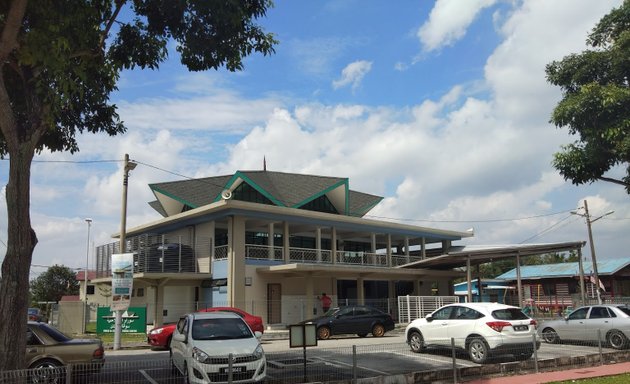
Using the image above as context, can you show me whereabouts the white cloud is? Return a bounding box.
[332,60,373,91]
[418,0,497,52]
[117,92,279,133]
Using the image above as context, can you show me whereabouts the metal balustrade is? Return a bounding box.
[96,233,431,277]
[246,245,284,261]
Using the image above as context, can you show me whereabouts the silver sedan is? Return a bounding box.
[538,304,630,349]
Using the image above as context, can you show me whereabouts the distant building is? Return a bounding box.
[495,259,630,311]
[453,279,514,304]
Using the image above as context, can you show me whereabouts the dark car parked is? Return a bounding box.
[301,305,395,340]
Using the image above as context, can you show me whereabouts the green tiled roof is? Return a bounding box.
[148,170,383,218]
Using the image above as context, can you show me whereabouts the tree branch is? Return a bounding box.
[100,0,127,51]
[0,0,28,62]
[597,176,630,188]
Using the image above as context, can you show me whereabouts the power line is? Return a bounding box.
[365,210,574,224]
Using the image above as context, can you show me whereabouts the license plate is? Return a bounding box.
[513,325,528,331]
[220,366,246,373]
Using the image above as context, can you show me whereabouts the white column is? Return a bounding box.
[316,227,322,262]
[268,223,274,260]
[283,221,290,263]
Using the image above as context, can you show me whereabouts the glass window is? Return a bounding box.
[589,307,611,319]
[86,285,95,295]
[492,308,528,321]
[336,308,354,318]
[26,329,41,345]
[617,306,630,316]
[432,306,454,320]
[454,307,482,320]
[568,307,588,320]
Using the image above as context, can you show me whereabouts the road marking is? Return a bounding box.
[308,356,390,375]
[139,369,159,384]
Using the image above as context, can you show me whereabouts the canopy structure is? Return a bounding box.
[402,241,587,304]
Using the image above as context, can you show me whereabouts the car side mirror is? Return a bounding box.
[173,333,187,343]
[425,315,433,322]
[254,331,262,340]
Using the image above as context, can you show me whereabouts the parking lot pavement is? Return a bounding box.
[467,361,630,384]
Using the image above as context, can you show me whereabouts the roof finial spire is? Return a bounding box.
[263,156,267,171]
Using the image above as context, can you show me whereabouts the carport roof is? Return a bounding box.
[401,242,586,270]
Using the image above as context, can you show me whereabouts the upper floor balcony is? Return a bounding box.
[95,233,426,278]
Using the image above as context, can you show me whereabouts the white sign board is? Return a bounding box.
[111,253,134,311]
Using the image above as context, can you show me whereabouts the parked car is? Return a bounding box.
[170,312,266,384]
[405,302,540,364]
[26,321,105,383]
[539,304,630,349]
[300,305,395,340]
[147,307,264,349]
[28,307,48,323]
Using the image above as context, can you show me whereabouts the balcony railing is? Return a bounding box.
[96,234,425,277]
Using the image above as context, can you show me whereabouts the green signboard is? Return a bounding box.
[96,306,147,334]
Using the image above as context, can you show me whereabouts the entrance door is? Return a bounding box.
[267,284,281,324]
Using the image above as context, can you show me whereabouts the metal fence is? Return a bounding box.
[4,335,630,384]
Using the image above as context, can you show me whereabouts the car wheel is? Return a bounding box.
[607,330,628,350]
[467,337,489,364]
[317,326,331,340]
[408,331,425,353]
[372,324,385,337]
[29,359,65,384]
[357,333,368,337]
[542,328,560,344]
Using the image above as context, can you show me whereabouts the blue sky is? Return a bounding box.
[1,0,629,279]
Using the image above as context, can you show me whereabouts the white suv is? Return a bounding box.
[170,311,266,383]
[405,302,540,364]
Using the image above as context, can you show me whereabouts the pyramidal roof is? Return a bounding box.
[148,170,383,218]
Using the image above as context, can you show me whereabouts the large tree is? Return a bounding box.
[30,265,79,304]
[546,0,630,192]
[0,0,275,370]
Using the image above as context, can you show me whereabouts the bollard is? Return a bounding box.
[451,338,457,384]
[532,334,539,373]
[597,329,603,365]
[352,345,357,384]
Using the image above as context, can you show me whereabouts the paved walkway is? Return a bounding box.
[466,361,630,383]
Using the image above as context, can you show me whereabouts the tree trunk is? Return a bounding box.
[0,149,37,371]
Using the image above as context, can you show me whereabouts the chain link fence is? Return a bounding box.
[3,335,630,384]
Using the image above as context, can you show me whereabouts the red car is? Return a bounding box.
[147,307,264,349]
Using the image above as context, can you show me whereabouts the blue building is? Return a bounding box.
[453,279,514,304]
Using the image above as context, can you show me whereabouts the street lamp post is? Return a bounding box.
[85,218,92,295]
[84,218,92,332]
[113,154,137,351]
[572,199,614,305]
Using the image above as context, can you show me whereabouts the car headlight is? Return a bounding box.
[192,347,211,363]
[253,344,264,360]
[150,328,163,335]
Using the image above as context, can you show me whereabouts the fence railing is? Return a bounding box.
[3,336,628,384]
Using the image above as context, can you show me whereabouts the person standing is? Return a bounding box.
[319,292,332,313]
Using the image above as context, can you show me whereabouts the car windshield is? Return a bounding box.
[191,318,253,340]
[491,308,528,321]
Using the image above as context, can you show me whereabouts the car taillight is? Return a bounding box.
[530,319,537,329]
[93,346,104,359]
[486,321,512,332]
